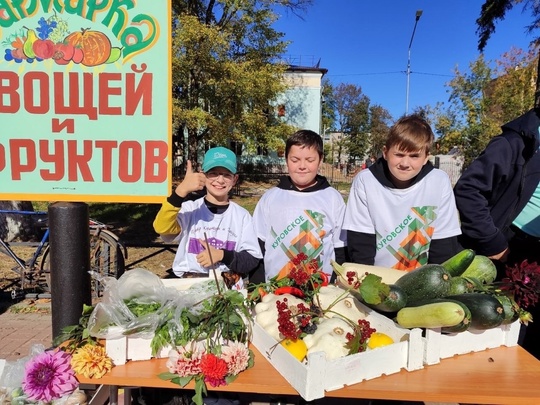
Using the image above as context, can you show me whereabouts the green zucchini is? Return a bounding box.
[440,299,472,333]
[461,255,497,285]
[447,276,475,296]
[492,294,519,324]
[449,293,505,330]
[396,301,466,329]
[394,264,452,305]
[365,284,408,313]
[441,249,475,277]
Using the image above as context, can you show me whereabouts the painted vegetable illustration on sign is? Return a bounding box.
[2,14,121,67]
[64,29,111,66]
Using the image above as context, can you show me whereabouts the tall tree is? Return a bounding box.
[333,83,369,165]
[368,105,392,158]
[432,50,536,164]
[321,78,336,133]
[171,0,313,166]
[446,55,497,163]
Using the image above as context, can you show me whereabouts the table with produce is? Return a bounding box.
[3,250,540,405]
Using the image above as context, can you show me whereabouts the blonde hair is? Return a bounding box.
[386,114,434,155]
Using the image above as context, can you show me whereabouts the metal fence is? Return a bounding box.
[233,162,354,197]
[173,156,463,198]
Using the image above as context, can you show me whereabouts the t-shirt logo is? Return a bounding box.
[377,206,436,270]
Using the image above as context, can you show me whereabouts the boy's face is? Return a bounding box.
[286,145,321,190]
[383,145,428,188]
[204,167,238,203]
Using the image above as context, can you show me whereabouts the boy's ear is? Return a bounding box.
[382,146,388,160]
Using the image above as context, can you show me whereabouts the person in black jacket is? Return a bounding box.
[454,108,540,359]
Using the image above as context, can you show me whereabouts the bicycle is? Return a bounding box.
[0,209,127,299]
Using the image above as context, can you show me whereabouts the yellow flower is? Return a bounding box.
[70,344,113,379]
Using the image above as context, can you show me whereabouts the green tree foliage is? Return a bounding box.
[321,78,336,133]
[431,50,536,165]
[329,83,392,165]
[171,0,313,165]
[476,0,540,52]
[333,83,370,165]
[368,105,392,159]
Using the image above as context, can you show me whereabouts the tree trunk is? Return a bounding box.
[0,201,38,242]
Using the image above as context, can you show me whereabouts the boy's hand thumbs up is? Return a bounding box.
[186,159,194,173]
[175,159,206,197]
[196,238,224,267]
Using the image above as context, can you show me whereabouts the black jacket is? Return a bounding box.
[454,109,540,256]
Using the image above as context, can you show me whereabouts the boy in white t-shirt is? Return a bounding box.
[343,114,461,270]
[153,146,262,287]
[251,130,347,282]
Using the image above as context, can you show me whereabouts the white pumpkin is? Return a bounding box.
[254,293,305,341]
[303,317,354,360]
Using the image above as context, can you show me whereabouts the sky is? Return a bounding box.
[272,0,537,121]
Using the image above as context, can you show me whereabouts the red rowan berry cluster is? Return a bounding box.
[289,266,311,285]
[345,318,376,354]
[276,298,317,340]
[345,271,361,289]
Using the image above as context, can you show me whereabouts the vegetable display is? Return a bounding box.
[334,250,535,333]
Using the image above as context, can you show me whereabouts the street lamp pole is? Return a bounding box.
[405,9,423,115]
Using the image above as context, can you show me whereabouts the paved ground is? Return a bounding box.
[0,298,53,361]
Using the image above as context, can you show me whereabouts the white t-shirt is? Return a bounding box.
[343,168,461,269]
[253,186,347,280]
[167,198,262,277]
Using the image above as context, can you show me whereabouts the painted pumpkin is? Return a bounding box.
[64,29,112,67]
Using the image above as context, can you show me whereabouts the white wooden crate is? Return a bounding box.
[251,301,424,402]
[423,320,521,365]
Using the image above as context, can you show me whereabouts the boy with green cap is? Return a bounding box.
[153,146,261,287]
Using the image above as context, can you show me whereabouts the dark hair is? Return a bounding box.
[285,129,323,159]
[386,114,434,154]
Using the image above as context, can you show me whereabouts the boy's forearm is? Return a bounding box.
[347,230,376,264]
[222,250,261,274]
[153,198,182,236]
[428,236,461,264]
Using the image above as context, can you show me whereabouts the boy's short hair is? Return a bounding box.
[386,114,434,155]
[285,129,323,159]
[202,146,237,174]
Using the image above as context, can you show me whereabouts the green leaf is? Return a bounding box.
[225,374,238,384]
[192,377,207,405]
[158,372,178,380]
[177,376,193,387]
[359,273,390,305]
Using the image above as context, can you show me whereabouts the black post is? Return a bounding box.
[49,202,92,340]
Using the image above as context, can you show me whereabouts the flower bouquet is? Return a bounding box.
[157,280,254,405]
[0,344,88,405]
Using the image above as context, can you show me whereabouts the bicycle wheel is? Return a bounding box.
[40,229,126,298]
[39,246,52,293]
[89,228,126,297]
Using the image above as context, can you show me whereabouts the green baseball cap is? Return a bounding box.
[202,147,237,174]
